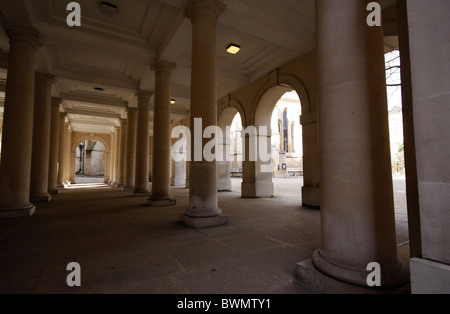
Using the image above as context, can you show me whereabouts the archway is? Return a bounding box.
[217,106,244,192]
[70,134,111,184]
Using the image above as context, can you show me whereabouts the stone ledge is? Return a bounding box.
[180,214,229,229]
[411,257,450,294]
[30,195,51,203]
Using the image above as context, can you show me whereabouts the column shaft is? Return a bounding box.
[113,126,120,185]
[30,73,54,203]
[48,98,61,194]
[56,113,66,188]
[308,0,408,288]
[134,91,152,195]
[0,27,40,218]
[117,119,127,188]
[124,109,137,190]
[148,61,176,205]
[181,0,228,228]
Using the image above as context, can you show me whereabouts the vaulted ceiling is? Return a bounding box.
[0,0,397,134]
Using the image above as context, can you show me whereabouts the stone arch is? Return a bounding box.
[71,133,111,154]
[70,133,112,184]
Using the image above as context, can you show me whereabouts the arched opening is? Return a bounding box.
[75,140,106,184]
[217,106,244,192]
[242,86,305,201]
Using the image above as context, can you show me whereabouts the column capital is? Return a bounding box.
[51,97,63,106]
[5,26,42,49]
[151,60,177,75]
[35,73,55,87]
[184,0,225,21]
[136,90,154,100]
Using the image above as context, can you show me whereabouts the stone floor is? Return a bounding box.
[0,177,410,294]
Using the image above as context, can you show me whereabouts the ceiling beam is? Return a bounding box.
[61,92,128,108]
[65,109,121,119]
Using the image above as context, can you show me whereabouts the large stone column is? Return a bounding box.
[406,0,450,294]
[57,113,67,189]
[180,0,228,228]
[30,73,54,203]
[296,0,409,290]
[0,27,40,218]
[109,131,115,185]
[112,126,120,185]
[123,108,137,191]
[48,98,62,194]
[117,118,127,188]
[134,91,153,196]
[148,61,176,206]
[63,122,71,184]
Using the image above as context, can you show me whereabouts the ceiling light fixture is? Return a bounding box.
[94,87,104,91]
[100,2,118,17]
[226,44,241,55]
[170,99,176,105]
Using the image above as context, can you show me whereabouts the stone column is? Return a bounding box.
[109,132,115,185]
[57,113,67,189]
[180,0,228,228]
[30,73,54,203]
[70,149,76,184]
[123,108,137,191]
[112,126,120,185]
[63,122,71,184]
[300,111,320,207]
[406,0,450,294]
[0,27,40,218]
[297,0,409,290]
[217,132,231,192]
[133,91,153,196]
[48,98,62,194]
[148,136,153,182]
[148,61,176,206]
[117,118,127,188]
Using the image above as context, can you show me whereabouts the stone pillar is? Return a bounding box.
[406,0,450,294]
[300,111,320,207]
[217,132,231,192]
[70,149,76,184]
[134,91,153,196]
[123,108,137,191]
[48,98,62,194]
[112,126,120,185]
[296,0,409,290]
[147,61,176,205]
[180,0,228,228]
[0,27,40,218]
[30,73,54,203]
[109,132,115,185]
[148,136,153,182]
[56,113,67,188]
[241,130,274,198]
[117,118,127,188]
[63,122,71,184]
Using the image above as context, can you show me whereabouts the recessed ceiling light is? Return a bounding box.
[226,44,241,55]
[170,99,176,105]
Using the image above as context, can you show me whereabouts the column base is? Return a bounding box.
[410,258,450,294]
[0,203,36,219]
[311,249,410,289]
[180,214,229,229]
[48,189,60,196]
[123,186,135,192]
[133,189,151,197]
[241,182,274,198]
[295,259,410,294]
[30,194,51,203]
[116,183,125,189]
[147,195,176,207]
[302,186,320,208]
[218,179,232,192]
